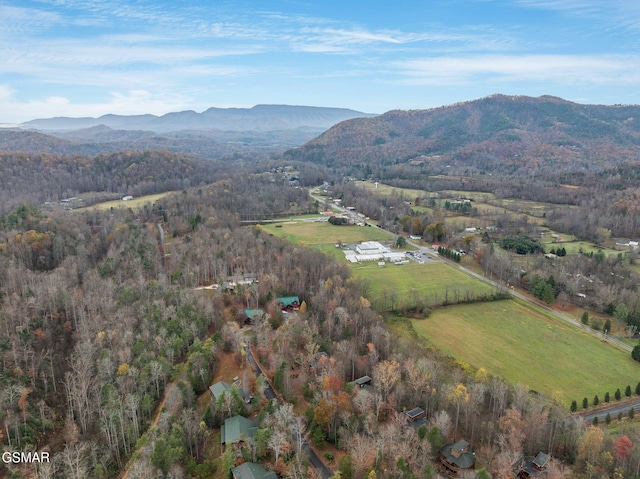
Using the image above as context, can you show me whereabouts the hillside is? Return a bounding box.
[283,95,640,176]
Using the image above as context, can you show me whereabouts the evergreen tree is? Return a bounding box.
[626,385,632,397]
[630,408,635,419]
[570,400,577,412]
[615,388,621,401]
[583,397,589,409]
[604,392,610,403]
[605,413,611,425]
[581,311,589,325]
[593,395,600,406]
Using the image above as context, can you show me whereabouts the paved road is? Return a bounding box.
[580,399,640,422]
[246,346,332,478]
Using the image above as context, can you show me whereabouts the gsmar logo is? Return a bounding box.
[2,451,50,463]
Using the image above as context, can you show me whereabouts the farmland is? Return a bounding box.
[260,219,391,246]
[80,192,176,211]
[409,298,640,404]
[351,261,498,310]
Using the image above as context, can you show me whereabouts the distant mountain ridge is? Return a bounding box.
[283,94,640,175]
[19,104,375,133]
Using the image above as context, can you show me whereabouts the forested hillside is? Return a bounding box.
[0,150,229,211]
[283,95,640,176]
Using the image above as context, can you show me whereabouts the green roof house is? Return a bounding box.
[221,416,258,445]
[440,439,476,475]
[209,381,231,400]
[276,296,300,310]
[245,309,264,321]
[231,462,278,479]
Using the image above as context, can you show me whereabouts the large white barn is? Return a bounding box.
[345,241,406,263]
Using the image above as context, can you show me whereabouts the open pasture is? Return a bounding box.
[81,192,175,211]
[410,299,640,405]
[352,261,497,309]
[260,219,391,246]
[358,181,429,200]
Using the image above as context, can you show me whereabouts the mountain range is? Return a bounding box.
[283,94,640,176]
[17,104,374,133]
[0,105,374,158]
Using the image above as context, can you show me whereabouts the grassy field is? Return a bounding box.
[352,261,498,309]
[409,299,640,405]
[81,192,175,211]
[260,220,391,245]
[358,181,429,200]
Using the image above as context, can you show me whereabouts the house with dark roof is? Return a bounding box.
[221,415,258,446]
[404,407,428,429]
[231,462,278,479]
[440,439,476,476]
[354,375,372,388]
[517,452,550,479]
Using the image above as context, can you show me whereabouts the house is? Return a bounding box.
[440,439,476,476]
[517,452,550,479]
[210,381,252,404]
[209,381,232,400]
[307,352,329,372]
[221,415,258,445]
[277,296,300,311]
[404,407,428,429]
[354,375,372,388]
[231,462,278,479]
[245,309,264,323]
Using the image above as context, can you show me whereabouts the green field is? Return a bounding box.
[260,220,391,246]
[409,299,640,404]
[352,262,498,309]
[81,192,175,211]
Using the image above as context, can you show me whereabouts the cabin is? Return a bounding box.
[221,416,258,446]
[517,452,550,479]
[209,381,232,401]
[277,296,300,311]
[244,309,264,324]
[404,407,428,429]
[231,462,278,479]
[440,439,476,476]
[354,375,372,388]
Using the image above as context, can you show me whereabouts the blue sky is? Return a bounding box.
[1,0,640,124]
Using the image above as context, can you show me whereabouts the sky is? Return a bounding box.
[2,0,640,124]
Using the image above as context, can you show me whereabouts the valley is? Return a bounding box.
[2,95,640,479]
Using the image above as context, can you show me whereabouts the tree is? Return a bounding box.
[570,400,577,412]
[395,236,406,248]
[604,392,610,403]
[581,311,589,325]
[631,345,640,363]
[625,385,632,397]
[593,395,600,406]
[615,388,621,401]
[583,397,589,409]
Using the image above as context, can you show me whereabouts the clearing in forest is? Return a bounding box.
[351,262,497,310]
[409,298,640,405]
[80,192,175,211]
[260,219,391,246]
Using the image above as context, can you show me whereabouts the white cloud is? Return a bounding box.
[0,89,194,123]
[397,54,640,86]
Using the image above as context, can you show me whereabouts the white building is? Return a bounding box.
[345,241,407,263]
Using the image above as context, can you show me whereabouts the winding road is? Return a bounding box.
[245,345,333,479]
